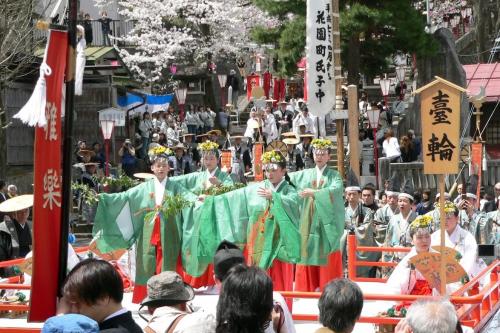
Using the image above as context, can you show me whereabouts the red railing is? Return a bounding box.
[279,234,499,332]
[0,240,498,332]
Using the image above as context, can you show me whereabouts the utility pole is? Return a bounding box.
[332,0,345,177]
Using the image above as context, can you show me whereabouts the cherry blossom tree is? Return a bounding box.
[95,0,276,83]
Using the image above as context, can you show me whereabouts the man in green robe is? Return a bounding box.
[93,146,196,303]
[288,138,345,291]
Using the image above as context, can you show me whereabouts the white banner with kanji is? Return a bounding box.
[306,0,335,116]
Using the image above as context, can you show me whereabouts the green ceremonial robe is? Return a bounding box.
[246,179,301,269]
[169,168,234,194]
[169,168,234,276]
[93,178,196,286]
[288,167,345,265]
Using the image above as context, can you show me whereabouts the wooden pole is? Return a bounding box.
[332,0,344,177]
[59,0,78,295]
[347,85,359,179]
[438,174,447,295]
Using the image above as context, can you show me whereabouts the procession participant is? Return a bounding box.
[0,194,33,262]
[182,133,200,171]
[170,143,191,177]
[288,138,344,291]
[292,104,315,136]
[456,174,493,246]
[282,136,302,172]
[170,140,234,289]
[247,150,300,292]
[374,177,400,245]
[207,129,223,146]
[387,215,439,296]
[341,172,378,278]
[93,146,196,303]
[171,140,233,198]
[196,133,209,143]
[385,181,418,250]
[486,198,500,246]
[263,107,279,144]
[430,201,484,279]
[361,184,378,211]
[425,192,451,231]
[228,135,248,184]
[296,132,315,169]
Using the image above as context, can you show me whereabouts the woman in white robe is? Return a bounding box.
[387,215,440,296]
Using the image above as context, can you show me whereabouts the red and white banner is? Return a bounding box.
[29,30,68,322]
[306,0,335,116]
[247,74,260,101]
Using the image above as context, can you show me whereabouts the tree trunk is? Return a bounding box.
[347,34,360,85]
[473,0,488,63]
[0,90,7,180]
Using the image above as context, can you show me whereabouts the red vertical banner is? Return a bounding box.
[29,30,68,322]
[247,74,260,101]
[273,78,280,105]
[263,71,272,99]
[253,143,264,181]
[279,79,286,101]
[470,143,482,208]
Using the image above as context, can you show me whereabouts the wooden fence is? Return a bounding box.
[378,157,500,192]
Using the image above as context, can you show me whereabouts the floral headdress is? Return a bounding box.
[198,140,219,156]
[433,200,457,213]
[311,138,333,151]
[148,146,172,162]
[409,215,433,235]
[262,150,286,170]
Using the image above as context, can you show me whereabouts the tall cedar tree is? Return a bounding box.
[251,0,436,83]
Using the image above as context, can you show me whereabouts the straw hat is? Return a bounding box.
[283,137,299,145]
[134,173,156,180]
[207,129,222,137]
[196,133,209,139]
[183,133,195,138]
[281,132,296,138]
[0,194,34,213]
[172,143,186,151]
[78,149,96,158]
[230,135,245,140]
[299,133,314,139]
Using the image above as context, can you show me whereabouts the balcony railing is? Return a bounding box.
[33,19,135,47]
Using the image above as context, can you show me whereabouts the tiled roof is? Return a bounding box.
[463,63,500,102]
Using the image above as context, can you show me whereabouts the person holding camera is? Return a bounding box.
[139,112,153,159]
[119,139,136,177]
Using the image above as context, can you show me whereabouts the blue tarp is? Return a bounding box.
[117,92,175,113]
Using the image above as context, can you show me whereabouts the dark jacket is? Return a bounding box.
[99,311,142,333]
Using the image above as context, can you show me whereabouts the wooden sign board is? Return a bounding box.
[417,77,465,175]
[253,143,264,181]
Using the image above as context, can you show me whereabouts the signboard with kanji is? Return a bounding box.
[416,77,466,174]
[306,0,335,117]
